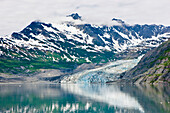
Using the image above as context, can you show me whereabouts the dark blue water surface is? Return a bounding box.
[0,84,169,113]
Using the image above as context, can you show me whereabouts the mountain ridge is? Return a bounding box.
[0,14,170,76]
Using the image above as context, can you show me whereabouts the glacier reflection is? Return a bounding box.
[61,84,144,112]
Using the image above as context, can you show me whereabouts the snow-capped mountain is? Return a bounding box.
[0,13,170,74]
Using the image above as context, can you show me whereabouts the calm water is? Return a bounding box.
[0,84,169,113]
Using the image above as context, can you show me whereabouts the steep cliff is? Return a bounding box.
[122,39,170,84]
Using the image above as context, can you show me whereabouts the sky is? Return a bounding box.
[0,0,170,36]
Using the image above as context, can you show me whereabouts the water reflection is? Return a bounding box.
[61,84,144,112]
[0,84,169,113]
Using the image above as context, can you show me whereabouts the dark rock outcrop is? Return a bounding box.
[67,13,82,20]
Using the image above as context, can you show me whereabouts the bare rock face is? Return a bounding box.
[122,39,170,84]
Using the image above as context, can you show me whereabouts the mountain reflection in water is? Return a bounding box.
[0,84,169,113]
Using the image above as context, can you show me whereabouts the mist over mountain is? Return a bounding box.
[1,0,170,36]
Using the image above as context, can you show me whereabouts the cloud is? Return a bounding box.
[0,0,170,36]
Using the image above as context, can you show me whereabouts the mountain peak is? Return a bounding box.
[67,13,82,20]
[112,18,125,25]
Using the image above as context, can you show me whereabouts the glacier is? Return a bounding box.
[61,55,144,83]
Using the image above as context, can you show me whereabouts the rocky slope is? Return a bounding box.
[121,39,170,84]
[0,13,170,76]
